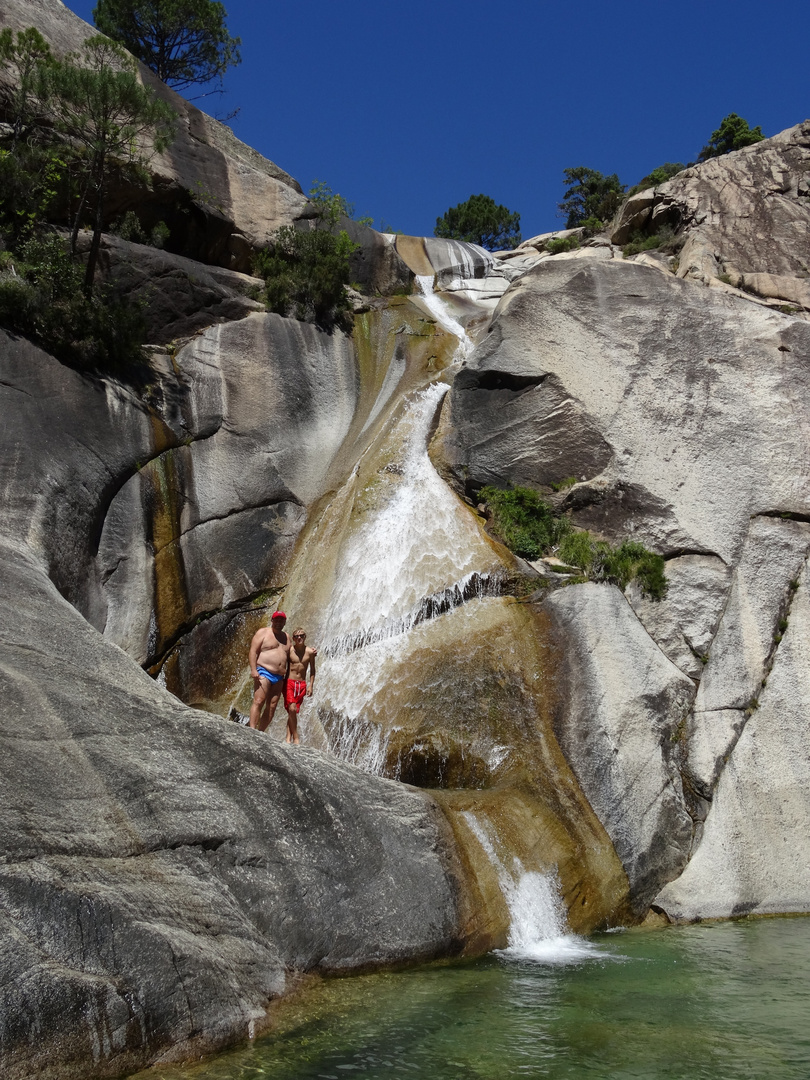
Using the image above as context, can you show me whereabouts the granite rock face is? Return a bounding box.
[0,0,308,273]
[440,257,810,564]
[0,315,357,665]
[655,560,810,921]
[437,198,810,920]
[545,584,695,913]
[0,542,464,1080]
[612,121,810,312]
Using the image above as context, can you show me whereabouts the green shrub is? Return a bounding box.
[479,484,667,600]
[112,210,170,249]
[579,216,604,237]
[622,226,678,258]
[627,162,684,197]
[546,235,580,255]
[551,475,577,492]
[254,223,359,329]
[479,485,570,560]
[557,533,667,599]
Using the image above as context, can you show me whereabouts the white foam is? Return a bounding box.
[462,812,609,966]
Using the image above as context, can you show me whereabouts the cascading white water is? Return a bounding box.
[305,277,502,770]
[414,275,474,362]
[462,812,604,964]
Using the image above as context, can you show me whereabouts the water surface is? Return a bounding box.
[136,917,810,1080]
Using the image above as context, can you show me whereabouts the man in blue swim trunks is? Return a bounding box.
[248,611,292,732]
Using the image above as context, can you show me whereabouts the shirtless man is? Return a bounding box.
[248,611,292,732]
[283,627,316,745]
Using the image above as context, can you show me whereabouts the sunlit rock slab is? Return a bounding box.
[654,562,810,921]
[695,516,810,712]
[545,583,696,913]
[612,121,810,309]
[440,258,810,564]
[0,542,464,1079]
[96,314,356,666]
[626,554,731,680]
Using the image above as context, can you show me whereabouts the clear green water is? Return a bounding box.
[142,918,810,1080]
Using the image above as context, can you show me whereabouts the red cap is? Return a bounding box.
[271,610,286,620]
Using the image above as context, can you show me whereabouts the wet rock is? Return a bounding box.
[545,583,695,913]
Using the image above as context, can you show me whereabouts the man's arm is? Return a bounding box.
[248,630,263,679]
[307,648,316,696]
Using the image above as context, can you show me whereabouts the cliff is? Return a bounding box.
[2,1,810,1077]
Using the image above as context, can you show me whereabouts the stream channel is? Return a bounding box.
[133,914,810,1080]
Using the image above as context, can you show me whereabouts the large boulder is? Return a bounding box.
[0,540,465,1080]
[439,258,810,565]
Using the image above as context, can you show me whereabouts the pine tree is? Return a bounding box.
[92,0,241,90]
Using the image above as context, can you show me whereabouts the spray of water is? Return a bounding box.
[414,275,474,363]
[462,812,605,964]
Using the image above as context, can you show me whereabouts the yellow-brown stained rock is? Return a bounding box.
[145,448,190,663]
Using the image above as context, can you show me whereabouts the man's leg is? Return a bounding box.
[249,678,268,729]
[260,684,283,732]
[285,703,299,745]
[250,678,283,731]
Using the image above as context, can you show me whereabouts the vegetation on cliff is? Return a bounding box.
[558,167,625,230]
[698,113,764,161]
[0,27,174,372]
[92,0,242,90]
[253,183,359,330]
[480,484,667,600]
[561,113,763,230]
[434,194,522,251]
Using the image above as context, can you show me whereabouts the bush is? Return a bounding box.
[557,533,667,599]
[254,223,359,329]
[622,226,678,258]
[112,210,170,249]
[0,232,148,375]
[698,114,764,161]
[579,216,604,237]
[479,485,570,560]
[480,484,667,599]
[546,235,580,255]
[559,167,625,229]
[627,162,684,197]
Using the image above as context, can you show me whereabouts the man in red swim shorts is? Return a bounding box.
[284,627,316,745]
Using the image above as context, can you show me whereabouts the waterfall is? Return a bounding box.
[414,274,473,362]
[300,276,503,772]
[462,812,604,964]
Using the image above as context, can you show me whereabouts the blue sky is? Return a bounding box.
[66,0,809,240]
